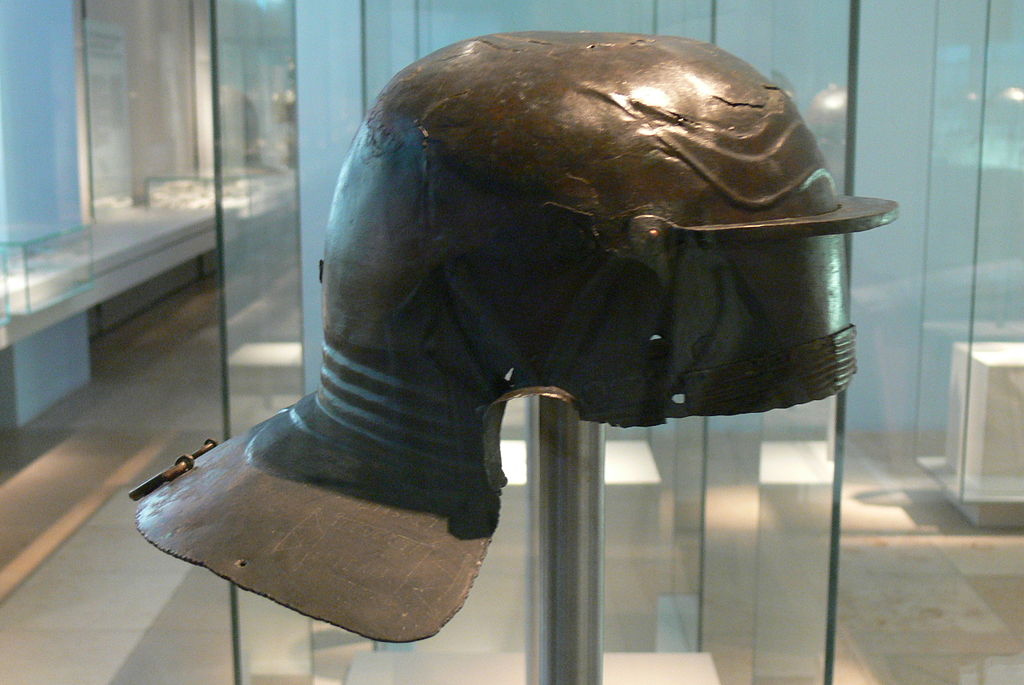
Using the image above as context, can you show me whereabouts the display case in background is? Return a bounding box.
[145,175,216,211]
[82,0,214,222]
[914,0,1024,527]
[0,224,93,316]
[68,0,219,347]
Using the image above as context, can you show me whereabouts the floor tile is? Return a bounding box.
[938,536,1024,576]
[0,628,143,685]
[0,568,188,631]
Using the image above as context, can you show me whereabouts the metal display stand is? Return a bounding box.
[526,394,606,685]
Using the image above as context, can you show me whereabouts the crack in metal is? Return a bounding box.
[713,95,765,108]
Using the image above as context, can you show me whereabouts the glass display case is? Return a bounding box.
[914,0,1024,526]
[219,2,856,685]
[1,2,1019,685]
[0,224,93,315]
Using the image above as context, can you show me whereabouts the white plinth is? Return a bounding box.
[948,343,1024,493]
[346,652,721,685]
[937,342,1024,525]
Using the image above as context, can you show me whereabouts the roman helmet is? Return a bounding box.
[135,32,897,642]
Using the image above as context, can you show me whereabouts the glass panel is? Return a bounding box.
[364,0,660,103]
[650,417,707,655]
[712,3,851,683]
[215,0,303,433]
[839,2,1024,684]
[213,0,307,682]
[656,0,714,40]
[701,414,764,685]
[965,0,1024,502]
[914,0,988,503]
[915,0,1024,507]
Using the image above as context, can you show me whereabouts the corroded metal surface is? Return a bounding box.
[135,32,897,642]
[137,427,489,642]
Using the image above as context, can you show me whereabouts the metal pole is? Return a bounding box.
[527,393,605,685]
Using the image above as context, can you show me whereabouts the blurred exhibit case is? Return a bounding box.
[0,224,93,316]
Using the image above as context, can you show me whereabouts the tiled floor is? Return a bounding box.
[835,436,1024,685]
[0,277,232,685]
[0,278,1022,685]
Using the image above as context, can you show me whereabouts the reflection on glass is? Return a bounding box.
[964,0,1024,504]
[0,248,8,325]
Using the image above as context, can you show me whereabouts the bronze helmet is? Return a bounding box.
[136,32,897,642]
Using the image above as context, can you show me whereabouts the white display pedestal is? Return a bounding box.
[954,343,1024,489]
[346,652,721,685]
[919,342,1024,526]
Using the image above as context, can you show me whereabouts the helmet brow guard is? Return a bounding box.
[135,32,897,642]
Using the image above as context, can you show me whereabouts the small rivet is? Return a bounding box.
[649,334,662,341]
[235,559,248,568]
[672,393,686,404]
[504,367,514,382]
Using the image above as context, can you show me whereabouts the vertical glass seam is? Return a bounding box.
[750,440,765,682]
[842,0,860,197]
[208,4,241,682]
[208,0,230,442]
[414,0,421,58]
[958,0,994,500]
[287,0,305,395]
[696,416,709,652]
[825,2,860,682]
[77,0,97,222]
[710,0,718,45]
[910,0,944,472]
[188,0,200,178]
[823,392,846,685]
[229,583,243,685]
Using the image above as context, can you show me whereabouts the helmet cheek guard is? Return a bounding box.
[136,32,897,642]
